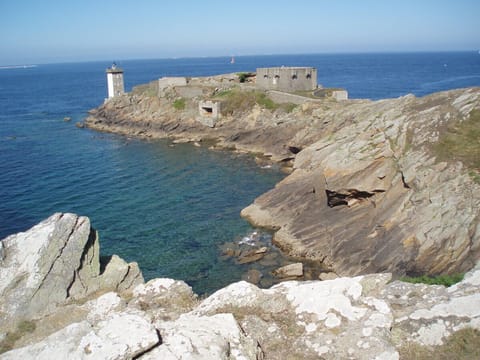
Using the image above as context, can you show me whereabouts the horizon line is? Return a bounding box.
[2,49,478,67]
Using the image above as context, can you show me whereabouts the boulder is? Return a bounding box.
[319,272,338,281]
[237,247,268,264]
[272,262,303,278]
[0,213,143,331]
[129,278,197,321]
[144,313,260,359]
[1,312,160,360]
[242,269,263,285]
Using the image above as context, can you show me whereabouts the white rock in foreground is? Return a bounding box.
[1,214,480,359]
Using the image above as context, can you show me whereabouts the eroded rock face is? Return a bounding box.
[242,88,480,277]
[0,213,143,330]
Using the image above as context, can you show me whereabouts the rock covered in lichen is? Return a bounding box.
[1,214,480,359]
[0,213,143,332]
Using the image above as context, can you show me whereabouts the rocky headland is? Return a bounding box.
[85,73,480,279]
[1,213,480,359]
[3,73,476,358]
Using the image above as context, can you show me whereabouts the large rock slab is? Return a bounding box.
[242,88,480,277]
[1,311,160,360]
[193,266,480,360]
[143,313,260,359]
[0,213,143,330]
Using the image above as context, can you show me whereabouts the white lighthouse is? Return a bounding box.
[106,62,124,99]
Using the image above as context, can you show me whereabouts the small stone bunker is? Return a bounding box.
[197,100,221,128]
[256,67,317,92]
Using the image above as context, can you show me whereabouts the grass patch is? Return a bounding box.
[399,327,480,360]
[282,103,298,113]
[256,92,278,110]
[215,89,296,115]
[433,110,480,179]
[173,98,186,110]
[131,81,158,97]
[468,170,480,184]
[0,320,36,354]
[400,273,464,287]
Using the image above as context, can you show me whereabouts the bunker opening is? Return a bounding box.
[201,106,214,116]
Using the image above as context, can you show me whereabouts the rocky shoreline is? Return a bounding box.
[1,213,480,359]
[85,73,480,279]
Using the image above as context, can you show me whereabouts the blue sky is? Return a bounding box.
[0,0,478,65]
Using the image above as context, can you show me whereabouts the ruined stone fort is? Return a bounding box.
[256,67,317,92]
[105,65,348,128]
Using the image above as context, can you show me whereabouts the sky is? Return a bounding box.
[0,0,479,65]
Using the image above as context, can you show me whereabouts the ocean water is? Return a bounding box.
[1,52,479,293]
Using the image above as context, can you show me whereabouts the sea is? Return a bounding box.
[1,52,480,294]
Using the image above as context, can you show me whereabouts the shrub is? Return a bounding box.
[237,73,248,83]
[173,98,186,110]
[433,109,480,179]
[400,273,464,287]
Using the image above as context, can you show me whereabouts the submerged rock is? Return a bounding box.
[236,247,268,264]
[272,262,303,278]
[242,269,263,285]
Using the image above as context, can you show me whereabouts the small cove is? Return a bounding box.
[1,52,479,293]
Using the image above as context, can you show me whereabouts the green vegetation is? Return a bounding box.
[236,72,249,83]
[400,273,464,287]
[0,320,36,354]
[173,98,186,110]
[215,89,296,115]
[255,92,278,110]
[399,327,480,360]
[433,109,480,182]
[131,81,158,97]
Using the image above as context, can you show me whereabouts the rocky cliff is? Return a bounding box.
[1,214,480,359]
[86,75,480,278]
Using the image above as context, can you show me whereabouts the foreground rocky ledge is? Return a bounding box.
[86,76,480,278]
[1,213,480,359]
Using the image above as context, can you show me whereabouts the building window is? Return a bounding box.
[292,74,297,80]
[306,73,312,79]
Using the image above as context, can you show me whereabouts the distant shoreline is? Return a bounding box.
[0,64,37,70]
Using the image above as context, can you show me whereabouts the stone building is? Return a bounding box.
[197,100,221,128]
[106,63,124,98]
[256,67,317,92]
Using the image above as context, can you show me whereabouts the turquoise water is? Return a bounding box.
[1,52,480,293]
